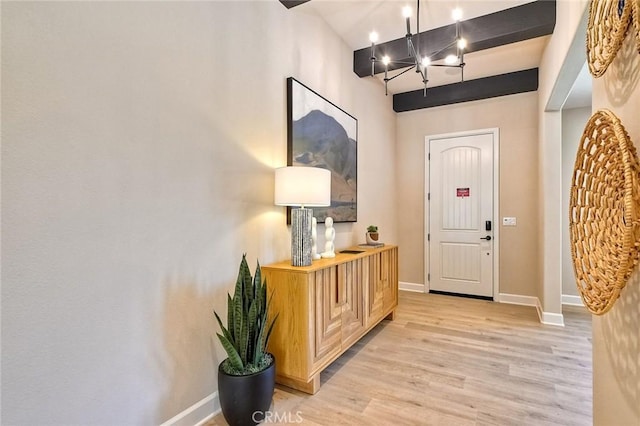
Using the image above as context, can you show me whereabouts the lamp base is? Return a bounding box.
[291,208,312,267]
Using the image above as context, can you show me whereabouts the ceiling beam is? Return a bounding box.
[353,0,555,78]
[279,0,311,9]
[393,68,539,112]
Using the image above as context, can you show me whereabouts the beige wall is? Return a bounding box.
[537,0,589,315]
[561,106,591,297]
[591,29,640,425]
[396,92,539,296]
[1,2,396,424]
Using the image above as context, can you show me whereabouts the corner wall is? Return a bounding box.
[1,2,397,424]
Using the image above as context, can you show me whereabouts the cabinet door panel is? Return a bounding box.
[313,267,341,364]
[383,247,398,311]
[340,259,366,346]
[367,253,385,326]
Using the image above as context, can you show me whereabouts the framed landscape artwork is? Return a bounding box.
[286,77,357,223]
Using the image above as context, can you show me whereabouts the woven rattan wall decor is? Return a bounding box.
[570,109,640,315]
[587,0,633,77]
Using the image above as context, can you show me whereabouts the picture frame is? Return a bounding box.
[286,77,358,223]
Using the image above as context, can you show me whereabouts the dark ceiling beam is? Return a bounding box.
[354,0,555,77]
[393,68,539,112]
[279,0,311,9]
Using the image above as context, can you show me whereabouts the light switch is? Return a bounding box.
[502,217,517,226]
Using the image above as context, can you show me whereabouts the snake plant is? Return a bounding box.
[214,254,278,375]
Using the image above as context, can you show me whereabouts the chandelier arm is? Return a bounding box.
[385,65,417,82]
[427,41,458,58]
[372,59,417,66]
[370,57,416,76]
[430,64,464,68]
[418,67,428,85]
[407,37,418,62]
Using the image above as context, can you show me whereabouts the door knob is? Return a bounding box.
[480,236,492,241]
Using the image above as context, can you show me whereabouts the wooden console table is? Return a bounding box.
[263,245,398,394]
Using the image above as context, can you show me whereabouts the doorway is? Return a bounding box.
[425,129,499,298]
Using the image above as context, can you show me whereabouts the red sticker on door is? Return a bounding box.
[456,187,470,197]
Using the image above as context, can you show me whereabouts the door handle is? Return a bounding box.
[480,236,492,241]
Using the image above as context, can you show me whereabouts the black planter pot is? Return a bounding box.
[218,358,276,426]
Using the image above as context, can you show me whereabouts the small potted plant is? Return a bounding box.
[214,254,278,426]
[366,225,379,244]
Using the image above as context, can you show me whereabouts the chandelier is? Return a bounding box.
[368,1,467,96]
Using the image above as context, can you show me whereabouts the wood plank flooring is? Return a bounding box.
[208,291,592,425]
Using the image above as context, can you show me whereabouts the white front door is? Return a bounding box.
[428,131,495,298]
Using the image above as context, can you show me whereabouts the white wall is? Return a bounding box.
[1,2,396,424]
[561,106,591,298]
[591,28,640,426]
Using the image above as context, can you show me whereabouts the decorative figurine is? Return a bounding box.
[321,217,336,258]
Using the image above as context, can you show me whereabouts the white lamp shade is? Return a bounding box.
[275,166,331,207]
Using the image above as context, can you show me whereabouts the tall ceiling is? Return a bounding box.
[299,0,537,51]
[285,0,591,108]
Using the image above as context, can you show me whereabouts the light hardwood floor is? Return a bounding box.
[208,291,592,425]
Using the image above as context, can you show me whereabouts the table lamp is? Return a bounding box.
[275,166,331,266]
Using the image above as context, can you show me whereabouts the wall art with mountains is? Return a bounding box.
[287,77,357,223]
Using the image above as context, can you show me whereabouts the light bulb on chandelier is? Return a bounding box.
[452,7,463,22]
[368,0,468,96]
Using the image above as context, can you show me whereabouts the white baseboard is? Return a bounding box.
[399,281,425,293]
[562,294,584,306]
[160,392,220,426]
[539,311,565,327]
[499,293,564,327]
[536,299,565,327]
[498,293,539,307]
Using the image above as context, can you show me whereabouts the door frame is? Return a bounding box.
[424,128,500,300]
